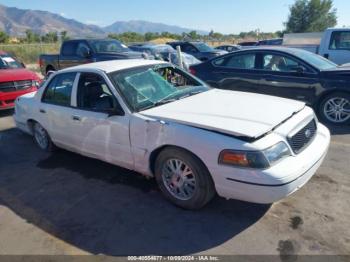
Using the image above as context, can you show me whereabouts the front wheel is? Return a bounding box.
[155,148,216,210]
[318,92,350,125]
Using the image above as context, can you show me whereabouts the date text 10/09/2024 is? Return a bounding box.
[127,256,220,261]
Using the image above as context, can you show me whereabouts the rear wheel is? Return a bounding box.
[318,92,350,125]
[33,122,55,152]
[155,147,215,210]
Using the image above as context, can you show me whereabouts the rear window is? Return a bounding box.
[329,31,350,50]
[61,41,78,56]
[213,53,256,69]
[42,72,76,106]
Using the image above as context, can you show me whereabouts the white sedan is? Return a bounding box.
[14,59,330,209]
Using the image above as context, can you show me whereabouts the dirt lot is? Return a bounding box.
[0,109,349,257]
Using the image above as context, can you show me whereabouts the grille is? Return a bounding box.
[0,80,32,92]
[287,119,317,154]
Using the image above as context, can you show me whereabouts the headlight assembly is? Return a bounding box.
[219,142,291,169]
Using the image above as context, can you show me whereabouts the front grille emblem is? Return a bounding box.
[305,129,312,139]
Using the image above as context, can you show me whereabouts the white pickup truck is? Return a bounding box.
[283,28,350,65]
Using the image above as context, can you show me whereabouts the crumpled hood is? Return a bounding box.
[0,68,38,82]
[140,89,305,139]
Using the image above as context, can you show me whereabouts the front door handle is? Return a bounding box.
[39,109,46,114]
[72,115,81,121]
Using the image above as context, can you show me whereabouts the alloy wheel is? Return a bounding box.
[34,124,49,150]
[323,97,350,123]
[161,158,197,201]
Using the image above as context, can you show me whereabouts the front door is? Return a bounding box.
[69,72,133,169]
[258,52,320,104]
[325,31,350,65]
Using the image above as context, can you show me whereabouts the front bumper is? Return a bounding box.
[211,123,331,204]
[0,87,37,110]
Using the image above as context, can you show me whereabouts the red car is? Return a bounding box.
[0,51,41,110]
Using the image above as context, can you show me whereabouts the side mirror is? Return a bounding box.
[105,107,124,117]
[292,66,305,74]
[21,62,26,68]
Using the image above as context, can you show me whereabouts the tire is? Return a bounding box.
[33,122,55,152]
[155,147,216,210]
[318,92,350,125]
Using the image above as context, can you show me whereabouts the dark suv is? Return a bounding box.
[167,41,227,61]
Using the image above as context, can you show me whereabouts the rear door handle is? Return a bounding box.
[72,115,81,121]
[39,109,46,114]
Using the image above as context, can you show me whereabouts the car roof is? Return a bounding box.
[235,46,309,54]
[59,59,168,74]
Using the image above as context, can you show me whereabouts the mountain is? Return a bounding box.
[0,4,105,37]
[104,20,208,35]
[0,4,208,37]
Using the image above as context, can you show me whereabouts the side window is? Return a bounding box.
[77,73,117,111]
[263,54,304,72]
[76,42,90,57]
[61,41,78,56]
[182,44,197,53]
[213,53,256,69]
[42,73,76,106]
[329,31,350,50]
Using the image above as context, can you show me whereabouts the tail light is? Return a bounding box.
[38,58,43,68]
[189,67,196,75]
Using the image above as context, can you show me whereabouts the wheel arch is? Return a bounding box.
[27,118,38,135]
[315,89,350,108]
[149,145,212,177]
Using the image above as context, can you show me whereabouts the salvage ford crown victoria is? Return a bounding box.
[14,59,330,209]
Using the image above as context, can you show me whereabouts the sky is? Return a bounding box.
[0,0,349,34]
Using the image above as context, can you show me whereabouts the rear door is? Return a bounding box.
[59,41,93,69]
[257,52,320,104]
[209,52,262,92]
[40,72,79,149]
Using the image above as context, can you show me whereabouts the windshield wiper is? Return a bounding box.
[153,98,177,106]
[177,90,203,100]
[140,90,204,111]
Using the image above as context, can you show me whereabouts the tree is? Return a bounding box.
[285,0,337,33]
[188,31,200,40]
[0,31,9,43]
[61,31,69,41]
[25,29,40,43]
[41,32,58,43]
